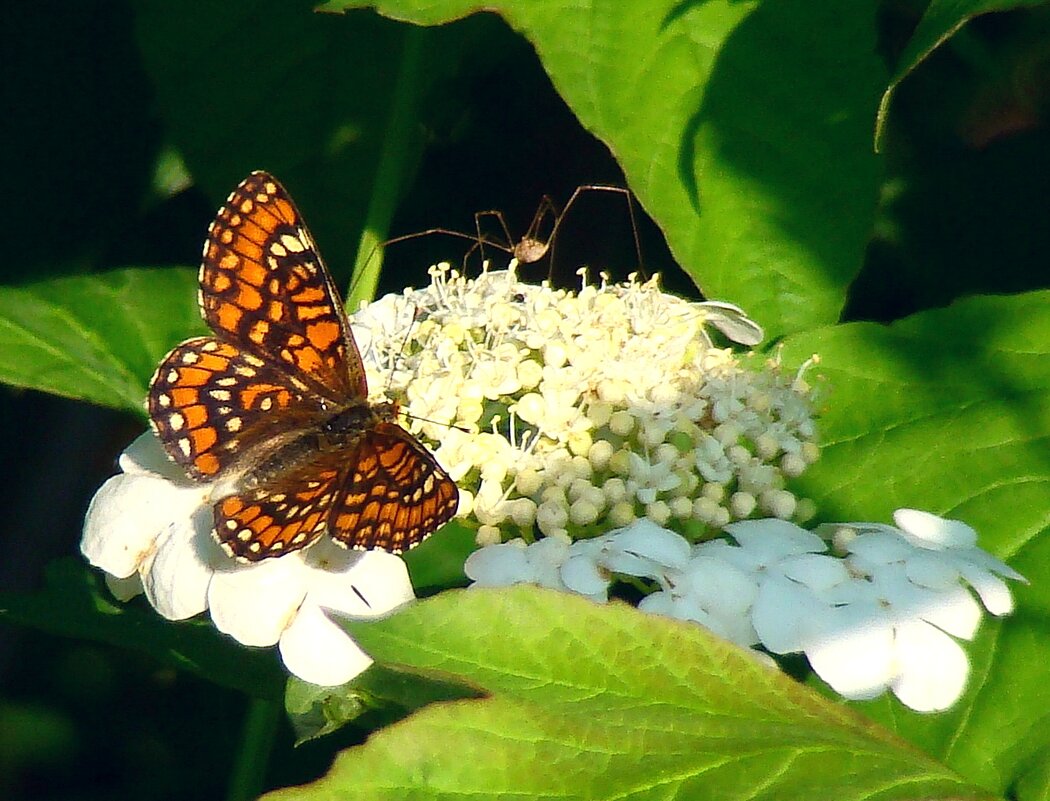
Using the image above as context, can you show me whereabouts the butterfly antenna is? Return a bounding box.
[400,410,471,434]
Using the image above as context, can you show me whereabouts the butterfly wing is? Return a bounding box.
[215,422,458,559]
[214,456,346,560]
[328,422,460,553]
[199,170,367,400]
[149,172,457,561]
[148,336,327,480]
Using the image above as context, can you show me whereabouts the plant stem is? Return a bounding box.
[348,25,426,308]
[226,696,282,801]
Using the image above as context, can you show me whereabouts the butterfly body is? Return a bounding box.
[239,400,391,490]
[147,172,458,561]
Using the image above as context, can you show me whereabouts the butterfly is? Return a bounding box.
[147,171,459,561]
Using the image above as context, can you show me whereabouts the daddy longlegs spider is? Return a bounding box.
[380,184,646,281]
[368,186,764,347]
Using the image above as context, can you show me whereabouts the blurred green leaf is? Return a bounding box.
[0,701,77,772]
[323,0,885,338]
[132,0,474,295]
[0,268,201,414]
[874,0,1048,150]
[265,586,994,801]
[0,559,284,700]
[780,290,1050,796]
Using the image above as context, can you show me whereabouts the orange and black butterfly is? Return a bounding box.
[147,172,459,561]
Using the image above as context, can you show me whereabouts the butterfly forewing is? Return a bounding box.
[200,171,367,400]
[148,336,328,480]
[147,171,459,560]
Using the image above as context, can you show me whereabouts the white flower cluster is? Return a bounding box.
[82,432,414,687]
[80,261,815,687]
[353,263,819,546]
[465,510,1026,712]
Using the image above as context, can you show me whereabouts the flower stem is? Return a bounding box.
[348,25,427,309]
[226,696,282,801]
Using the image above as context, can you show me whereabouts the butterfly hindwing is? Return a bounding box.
[214,454,347,560]
[329,422,459,553]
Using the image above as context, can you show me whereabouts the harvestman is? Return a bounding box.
[383,184,645,278]
[378,185,764,346]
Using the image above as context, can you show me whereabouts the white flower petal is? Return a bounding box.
[81,473,203,578]
[104,571,143,601]
[805,605,895,700]
[707,611,760,648]
[118,430,186,479]
[303,544,414,618]
[613,520,691,568]
[694,539,763,574]
[914,585,981,640]
[957,562,1015,616]
[752,574,829,655]
[779,553,850,593]
[903,551,960,590]
[670,580,760,647]
[695,301,764,346]
[208,558,309,647]
[560,553,610,598]
[894,508,977,549]
[957,547,1027,582]
[891,620,969,712]
[279,603,373,687]
[682,556,758,618]
[465,543,533,586]
[526,537,572,589]
[600,548,665,579]
[141,505,217,620]
[638,590,675,617]
[725,519,827,560]
[845,531,913,567]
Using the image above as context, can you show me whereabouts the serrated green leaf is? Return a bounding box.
[874,0,1048,150]
[780,290,1050,797]
[322,0,885,338]
[264,587,994,801]
[0,267,202,413]
[0,558,284,699]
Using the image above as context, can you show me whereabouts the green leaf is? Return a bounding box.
[323,0,885,338]
[0,268,201,413]
[782,290,1050,532]
[874,0,1048,150]
[0,558,285,699]
[264,587,995,800]
[780,290,1050,796]
[286,663,480,744]
[132,0,453,295]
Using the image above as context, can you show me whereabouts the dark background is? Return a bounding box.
[2,1,1049,798]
